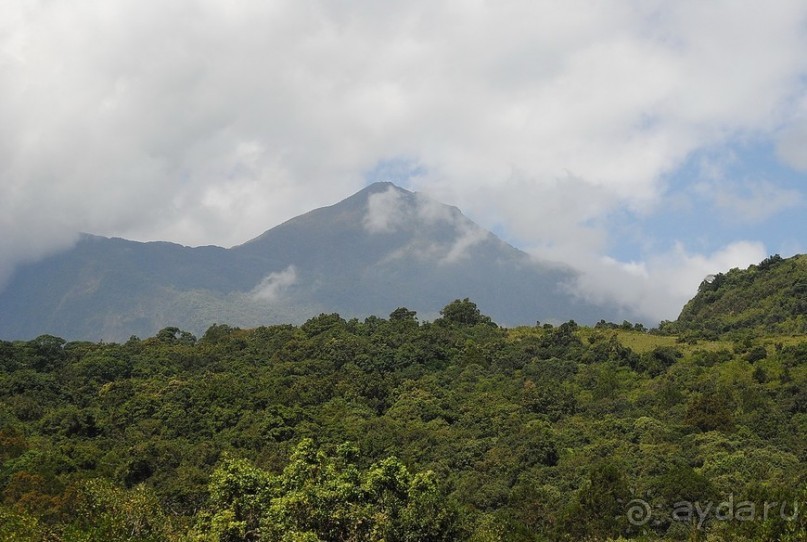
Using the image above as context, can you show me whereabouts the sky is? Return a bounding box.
[1,0,806,322]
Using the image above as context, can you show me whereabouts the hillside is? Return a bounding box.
[0,183,634,342]
[674,254,807,338]
[0,299,804,541]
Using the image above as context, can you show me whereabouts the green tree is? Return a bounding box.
[561,460,630,540]
[66,479,172,542]
[196,439,460,541]
[437,299,494,327]
[685,392,734,432]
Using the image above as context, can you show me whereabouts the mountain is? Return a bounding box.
[0,182,634,341]
[674,253,807,337]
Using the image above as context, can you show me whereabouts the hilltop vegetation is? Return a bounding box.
[671,254,807,339]
[1,291,805,541]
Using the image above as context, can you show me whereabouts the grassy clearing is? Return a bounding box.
[506,325,806,357]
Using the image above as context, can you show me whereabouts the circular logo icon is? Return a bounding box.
[626,498,652,526]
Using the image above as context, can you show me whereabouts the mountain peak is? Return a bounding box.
[338,181,410,201]
[341,181,415,208]
[364,180,401,192]
[0,183,634,341]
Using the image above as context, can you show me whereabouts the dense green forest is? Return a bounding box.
[671,254,807,339]
[1,257,806,541]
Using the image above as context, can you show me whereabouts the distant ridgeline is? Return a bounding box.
[0,182,635,342]
[670,254,807,338]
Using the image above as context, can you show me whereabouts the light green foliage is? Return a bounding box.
[0,506,44,542]
[65,479,174,541]
[676,254,807,337]
[193,439,459,542]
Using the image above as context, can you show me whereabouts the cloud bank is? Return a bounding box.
[364,187,406,234]
[570,241,769,321]
[365,185,489,265]
[251,265,298,302]
[1,0,806,320]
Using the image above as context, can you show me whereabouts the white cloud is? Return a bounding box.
[251,265,297,301]
[415,192,456,225]
[565,241,769,322]
[1,0,806,317]
[440,222,489,265]
[776,102,807,172]
[364,186,406,233]
[707,180,805,223]
[372,187,489,263]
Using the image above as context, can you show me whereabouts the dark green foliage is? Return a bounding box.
[301,313,348,337]
[389,307,418,323]
[561,460,630,540]
[743,345,768,363]
[0,297,804,541]
[654,465,714,504]
[437,298,495,327]
[634,346,682,376]
[156,326,197,345]
[584,333,640,366]
[685,392,735,432]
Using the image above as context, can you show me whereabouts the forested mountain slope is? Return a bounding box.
[1,297,804,541]
[673,254,807,338]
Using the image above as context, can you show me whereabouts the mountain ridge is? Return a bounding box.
[672,253,807,337]
[0,182,635,341]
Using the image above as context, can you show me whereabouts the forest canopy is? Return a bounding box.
[1,278,806,541]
